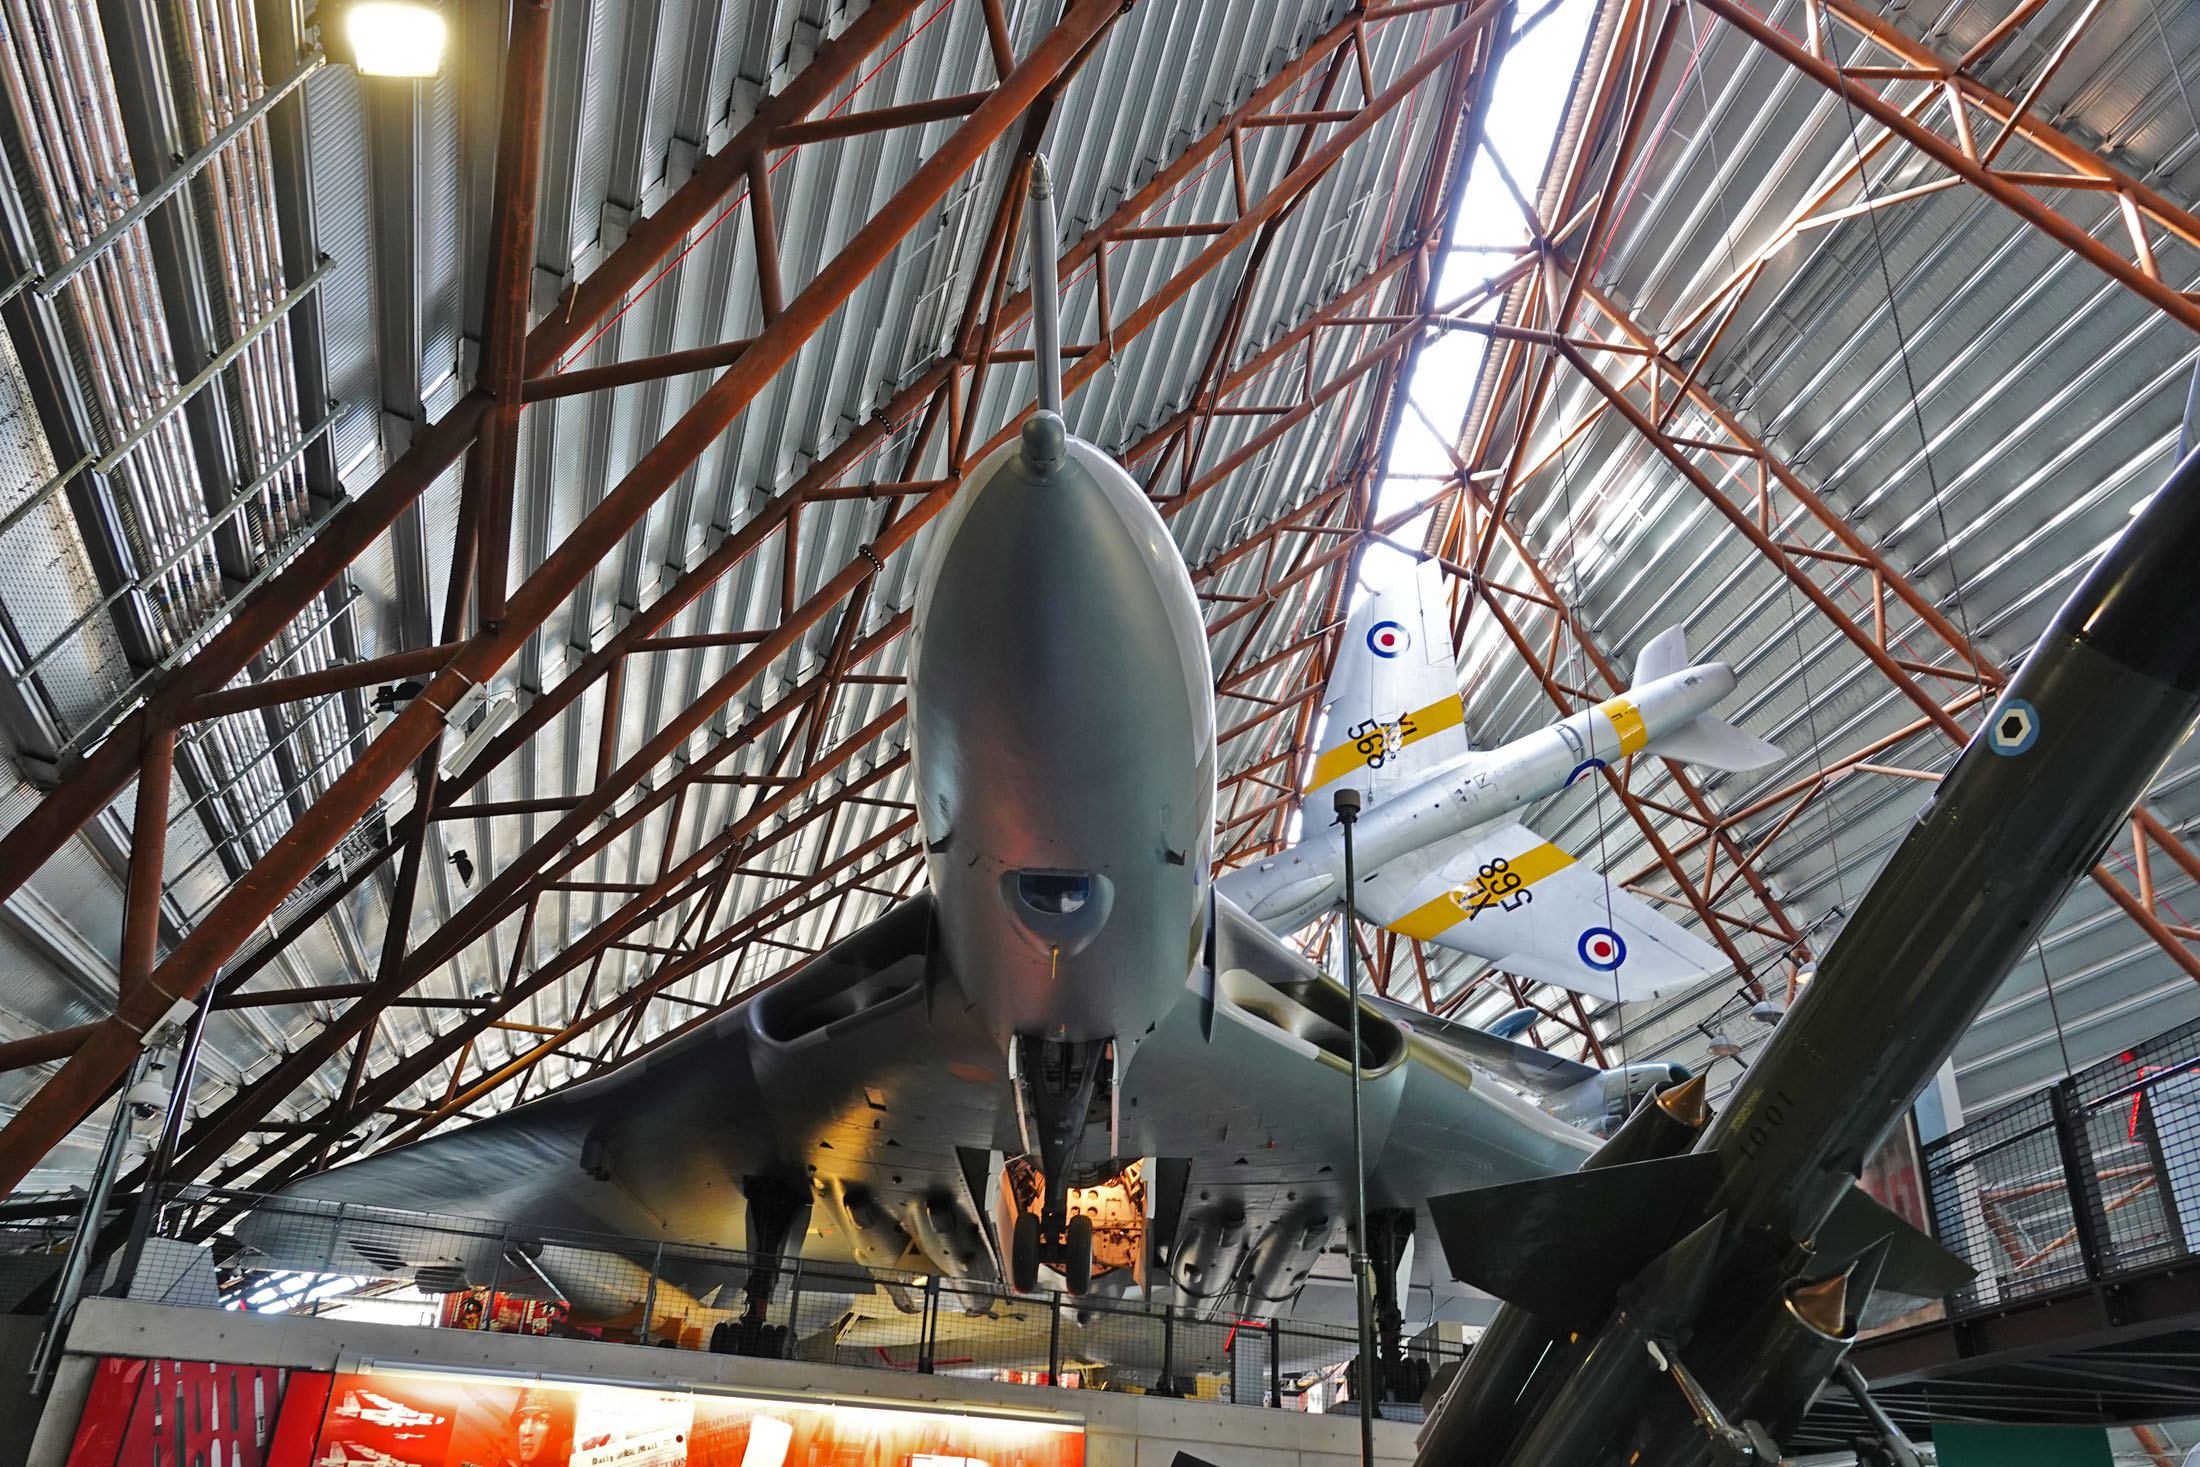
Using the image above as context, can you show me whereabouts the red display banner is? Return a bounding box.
[438,1287,567,1336]
[63,1356,288,1467]
[256,1368,1083,1467]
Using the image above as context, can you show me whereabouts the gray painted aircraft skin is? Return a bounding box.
[242,410,1594,1337]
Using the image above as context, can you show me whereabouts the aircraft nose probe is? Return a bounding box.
[1028,152,1063,418]
[1020,155,1068,477]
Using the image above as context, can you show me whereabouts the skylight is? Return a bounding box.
[1359,0,1602,598]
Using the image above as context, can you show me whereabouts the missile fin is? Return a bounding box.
[1815,1185,1975,1327]
[1647,711,1784,773]
[1615,1208,1730,1337]
[1633,625,1691,685]
[1426,1152,1723,1330]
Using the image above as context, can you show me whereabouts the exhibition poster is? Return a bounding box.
[69,1356,1083,1467]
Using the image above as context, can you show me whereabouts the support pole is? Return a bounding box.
[111,978,215,1296]
[919,1274,939,1373]
[1335,786,1375,1467]
[1047,1291,1062,1385]
[31,1048,153,1394]
[640,1239,663,1344]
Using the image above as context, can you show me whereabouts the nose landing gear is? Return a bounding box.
[1008,1207,1097,1295]
[1007,1033,1111,1295]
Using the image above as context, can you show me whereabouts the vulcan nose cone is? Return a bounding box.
[1021,411,1067,473]
[907,422,1215,1047]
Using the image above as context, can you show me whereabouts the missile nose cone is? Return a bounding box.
[1654,1072,1710,1129]
[1786,1267,1852,1338]
[1021,411,1067,473]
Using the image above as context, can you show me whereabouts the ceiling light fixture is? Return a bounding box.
[345,1,447,78]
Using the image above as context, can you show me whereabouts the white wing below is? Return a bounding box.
[1354,821,1726,1004]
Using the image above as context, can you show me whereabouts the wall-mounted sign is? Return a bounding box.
[69,1356,1083,1467]
[63,1357,286,1467]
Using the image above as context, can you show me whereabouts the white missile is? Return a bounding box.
[1215,561,1780,1004]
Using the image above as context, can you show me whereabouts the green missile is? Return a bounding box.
[1421,444,2200,1466]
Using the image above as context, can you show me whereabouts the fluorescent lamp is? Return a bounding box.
[440,691,517,780]
[346,2,447,78]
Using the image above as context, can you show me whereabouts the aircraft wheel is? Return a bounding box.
[1064,1214,1094,1296]
[1011,1212,1041,1293]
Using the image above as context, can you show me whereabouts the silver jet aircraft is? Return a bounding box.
[1219,558,1780,1006]
[240,163,1594,1391]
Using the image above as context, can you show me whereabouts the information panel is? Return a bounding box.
[68,1356,1084,1467]
[272,1369,1083,1467]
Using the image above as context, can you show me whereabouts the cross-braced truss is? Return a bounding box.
[0,0,2197,1190]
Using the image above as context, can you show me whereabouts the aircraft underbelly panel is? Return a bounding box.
[252,895,1595,1321]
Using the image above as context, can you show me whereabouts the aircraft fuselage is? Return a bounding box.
[1220,661,1741,935]
[909,413,1216,1059]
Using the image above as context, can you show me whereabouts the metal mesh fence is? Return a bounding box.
[1924,1014,2200,1313]
[21,1183,1447,1418]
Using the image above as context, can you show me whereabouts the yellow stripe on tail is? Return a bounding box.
[1306,694,1466,792]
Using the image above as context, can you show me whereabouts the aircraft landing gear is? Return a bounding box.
[1007,1033,1110,1297]
[709,1317,788,1357]
[711,1176,804,1358]
[1008,1209,1095,1296]
[1064,1214,1094,1295]
[1347,1207,1429,1404]
[1012,1212,1041,1293]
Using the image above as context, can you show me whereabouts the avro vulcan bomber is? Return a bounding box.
[239,163,1621,1377]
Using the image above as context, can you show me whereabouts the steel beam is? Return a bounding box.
[0,0,939,928]
[473,0,555,630]
[1695,0,2200,335]
[0,0,1125,1193]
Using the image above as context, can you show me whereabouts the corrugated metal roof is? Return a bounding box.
[0,0,1487,1185]
[1433,0,2200,1118]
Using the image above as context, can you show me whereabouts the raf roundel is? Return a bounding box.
[1986,698,2040,757]
[1578,927,1627,972]
[1367,620,1410,659]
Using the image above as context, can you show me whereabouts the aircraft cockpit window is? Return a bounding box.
[1016,870,1092,915]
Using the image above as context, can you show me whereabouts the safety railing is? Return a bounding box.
[9,1183,1457,1419]
[1924,1014,2200,1313]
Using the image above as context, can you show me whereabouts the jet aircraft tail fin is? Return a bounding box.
[1632,624,1691,685]
[1631,625,1784,773]
[1304,557,1468,804]
[1650,712,1785,773]
[1818,1184,1976,1326]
